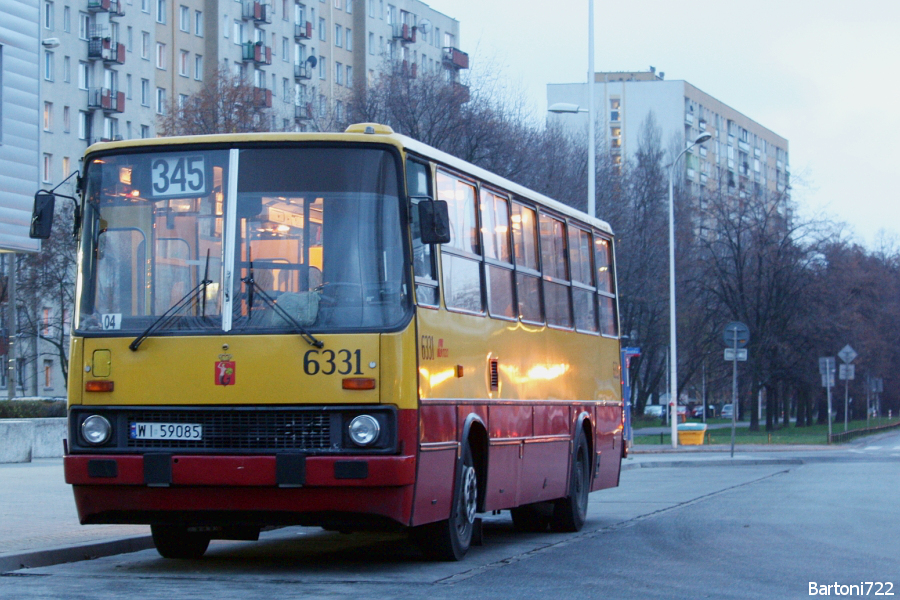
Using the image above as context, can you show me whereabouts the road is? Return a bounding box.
[2,432,898,600]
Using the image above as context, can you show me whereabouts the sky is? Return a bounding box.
[424,0,900,248]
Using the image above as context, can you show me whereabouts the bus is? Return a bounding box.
[30,123,624,561]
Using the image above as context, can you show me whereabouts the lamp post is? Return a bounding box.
[667,131,712,448]
[547,0,595,219]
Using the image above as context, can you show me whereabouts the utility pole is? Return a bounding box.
[7,254,16,400]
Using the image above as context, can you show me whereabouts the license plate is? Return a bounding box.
[130,422,203,441]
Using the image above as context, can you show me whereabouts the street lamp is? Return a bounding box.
[547,0,595,219]
[667,131,712,448]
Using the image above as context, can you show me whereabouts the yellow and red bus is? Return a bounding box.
[30,123,624,561]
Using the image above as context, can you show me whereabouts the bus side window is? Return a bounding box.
[569,226,598,333]
[481,189,515,320]
[437,170,483,314]
[407,159,439,307]
[539,213,573,328]
[594,235,618,336]
[511,202,542,324]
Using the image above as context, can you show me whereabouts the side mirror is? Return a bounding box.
[29,192,56,239]
[418,200,451,244]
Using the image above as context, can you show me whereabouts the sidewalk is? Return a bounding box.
[0,445,851,573]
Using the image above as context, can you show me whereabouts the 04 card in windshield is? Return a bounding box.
[150,155,206,198]
[130,422,203,441]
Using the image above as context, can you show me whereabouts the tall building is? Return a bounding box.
[548,69,790,207]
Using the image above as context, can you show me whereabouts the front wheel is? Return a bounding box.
[151,524,211,559]
[550,429,591,532]
[414,441,478,561]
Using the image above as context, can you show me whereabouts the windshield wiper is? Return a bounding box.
[241,263,324,349]
[130,251,213,351]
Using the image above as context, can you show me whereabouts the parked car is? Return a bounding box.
[644,405,664,417]
[721,404,733,419]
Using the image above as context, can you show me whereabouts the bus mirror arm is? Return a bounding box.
[416,199,451,245]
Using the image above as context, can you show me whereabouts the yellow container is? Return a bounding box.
[677,424,707,445]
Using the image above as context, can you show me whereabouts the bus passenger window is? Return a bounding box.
[540,213,573,328]
[511,202,542,323]
[569,227,598,333]
[438,171,483,314]
[481,190,515,320]
[594,236,618,336]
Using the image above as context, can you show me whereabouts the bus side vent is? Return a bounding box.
[489,358,499,392]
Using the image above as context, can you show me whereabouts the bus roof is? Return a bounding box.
[87,126,613,235]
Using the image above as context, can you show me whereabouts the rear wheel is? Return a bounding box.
[151,524,211,560]
[550,429,591,532]
[414,441,478,561]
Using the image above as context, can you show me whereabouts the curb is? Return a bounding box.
[0,536,154,574]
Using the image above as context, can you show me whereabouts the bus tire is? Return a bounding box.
[151,524,211,560]
[415,441,478,561]
[550,429,591,533]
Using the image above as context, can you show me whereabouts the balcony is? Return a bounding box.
[87,0,124,16]
[88,38,125,64]
[294,62,312,80]
[87,88,125,113]
[401,60,417,79]
[242,42,272,65]
[442,47,469,70]
[392,23,415,43]
[242,1,272,23]
[294,21,312,40]
[295,102,312,120]
[684,113,694,125]
[253,87,272,108]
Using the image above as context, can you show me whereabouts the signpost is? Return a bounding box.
[819,356,835,441]
[723,322,749,458]
[838,345,857,432]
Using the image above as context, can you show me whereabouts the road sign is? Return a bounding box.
[838,345,857,364]
[819,357,835,375]
[724,348,748,361]
[839,364,855,380]
[723,322,749,348]
[821,374,835,387]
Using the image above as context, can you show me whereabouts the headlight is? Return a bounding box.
[348,414,380,446]
[82,415,112,446]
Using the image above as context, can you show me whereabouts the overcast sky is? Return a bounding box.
[424,0,900,248]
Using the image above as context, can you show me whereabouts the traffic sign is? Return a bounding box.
[819,357,835,375]
[838,345,857,364]
[822,374,835,387]
[724,348,748,361]
[723,322,749,348]
[839,364,855,380]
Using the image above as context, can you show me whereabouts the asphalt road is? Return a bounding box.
[2,432,898,600]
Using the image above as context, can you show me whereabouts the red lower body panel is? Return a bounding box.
[65,454,416,527]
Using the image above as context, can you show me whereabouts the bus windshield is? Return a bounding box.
[76,145,409,336]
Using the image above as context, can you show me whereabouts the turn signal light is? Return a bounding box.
[85,380,115,392]
[342,378,376,390]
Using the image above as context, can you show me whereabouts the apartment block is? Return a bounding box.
[548,69,790,206]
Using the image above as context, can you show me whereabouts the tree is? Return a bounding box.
[157,66,283,136]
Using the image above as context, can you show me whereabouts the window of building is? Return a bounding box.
[318,55,326,79]
[78,61,89,89]
[179,50,188,76]
[335,24,342,47]
[42,154,52,183]
[62,56,70,82]
[141,78,149,105]
[44,360,53,389]
[511,202,542,323]
[368,32,374,54]
[125,73,132,98]
[335,61,342,85]
[156,0,165,23]
[318,17,325,41]
[141,31,149,58]
[346,64,352,86]
[63,5,69,31]
[282,36,289,61]
[43,51,53,81]
[44,0,53,29]
[63,106,69,132]
[62,155,70,176]
[156,42,166,69]
[194,55,203,80]
[156,88,166,114]
[346,28,352,50]
[346,0,352,13]
[141,0,149,12]
[43,102,52,131]
[179,5,189,31]
[195,10,203,35]
[234,20,245,44]
[141,124,150,138]
[438,170,483,314]
[78,111,89,140]
[78,12,89,39]
[610,98,620,122]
